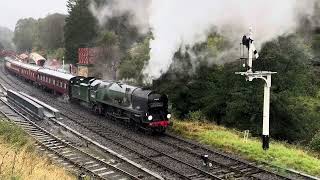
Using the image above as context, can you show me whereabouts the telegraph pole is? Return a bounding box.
[236,29,276,150]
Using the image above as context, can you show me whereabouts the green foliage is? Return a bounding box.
[206,34,226,57]
[101,14,143,53]
[37,13,66,50]
[309,131,320,151]
[171,120,320,176]
[119,37,150,84]
[13,18,38,52]
[187,110,206,121]
[64,0,98,63]
[0,120,29,148]
[156,34,320,143]
[12,13,66,54]
[98,31,119,46]
[47,48,65,60]
[226,36,319,142]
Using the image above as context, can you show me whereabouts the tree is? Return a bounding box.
[155,33,320,143]
[64,0,98,63]
[0,26,14,50]
[38,13,66,50]
[119,37,150,84]
[95,31,121,79]
[13,18,37,52]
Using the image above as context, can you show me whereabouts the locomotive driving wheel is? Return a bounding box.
[93,104,103,115]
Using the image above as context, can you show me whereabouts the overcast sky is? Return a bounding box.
[0,0,68,30]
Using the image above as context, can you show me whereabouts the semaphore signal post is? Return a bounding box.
[235,28,276,150]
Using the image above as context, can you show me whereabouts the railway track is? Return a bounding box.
[0,64,318,180]
[159,134,294,179]
[0,89,163,180]
[0,99,141,179]
[59,112,289,180]
[0,66,225,179]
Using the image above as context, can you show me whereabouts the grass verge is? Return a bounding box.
[0,119,75,180]
[170,119,320,177]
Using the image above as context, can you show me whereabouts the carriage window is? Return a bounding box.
[64,83,67,89]
[53,80,55,85]
[60,82,62,87]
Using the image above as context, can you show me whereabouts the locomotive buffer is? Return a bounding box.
[235,28,276,150]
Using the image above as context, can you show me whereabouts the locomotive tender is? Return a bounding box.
[4,57,171,132]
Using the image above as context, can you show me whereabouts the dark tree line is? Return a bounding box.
[64,0,98,63]
[11,0,320,147]
[13,14,66,54]
[64,0,148,80]
[155,33,320,145]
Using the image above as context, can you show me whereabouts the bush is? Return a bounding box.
[0,120,30,148]
[187,110,206,121]
[309,131,320,151]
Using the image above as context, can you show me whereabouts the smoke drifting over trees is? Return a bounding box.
[0,26,14,50]
[88,0,320,144]
[89,0,317,81]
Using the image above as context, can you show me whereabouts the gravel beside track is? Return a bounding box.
[0,64,317,180]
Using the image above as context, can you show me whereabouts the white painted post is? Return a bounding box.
[236,29,275,150]
[262,74,271,150]
[248,43,253,72]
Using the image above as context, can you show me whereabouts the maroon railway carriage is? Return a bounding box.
[5,58,41,82]
[5,58,22,75]
[16,61,40,82]
[5,57,74,96]
[37,68,75,95]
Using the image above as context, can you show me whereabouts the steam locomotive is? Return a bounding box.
[4,57,171,133]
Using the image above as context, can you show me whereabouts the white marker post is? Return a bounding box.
[263,74,271,149]
[236,29,276,150]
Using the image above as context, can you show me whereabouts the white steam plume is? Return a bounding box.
[144,0,316,80]
[89,0,150,34]
[90,0,316,80]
